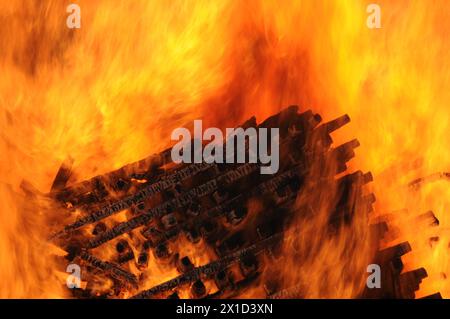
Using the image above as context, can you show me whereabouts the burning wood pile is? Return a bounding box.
[41,106,433,298]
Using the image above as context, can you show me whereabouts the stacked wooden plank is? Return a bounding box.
[42,105,433,298]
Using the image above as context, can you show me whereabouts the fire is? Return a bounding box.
[0,0,449,298]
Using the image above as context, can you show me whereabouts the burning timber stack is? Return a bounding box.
[40,105,437,299]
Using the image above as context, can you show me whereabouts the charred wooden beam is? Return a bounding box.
[399,268,428,299]
[44,106,416,300]
[78,251,138,287]
[50,157,74,192]
[409,172,450,190]
[50,162,214,238]
[85,167,248,248]
[130,232,285,299]
[416,210,439,227]
[87,164,303,249]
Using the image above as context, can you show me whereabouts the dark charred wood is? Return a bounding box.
[130,232,284,299]
[136,252,149,270]
[214,270,232,290]
[50,157,74,192]
[416,210,439,227]
[45,106,429,300]
[78,251,138,287]
[177,256,194,273]
[191,280,207,299]
[167,292,180,299]
[92,222,107,236]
